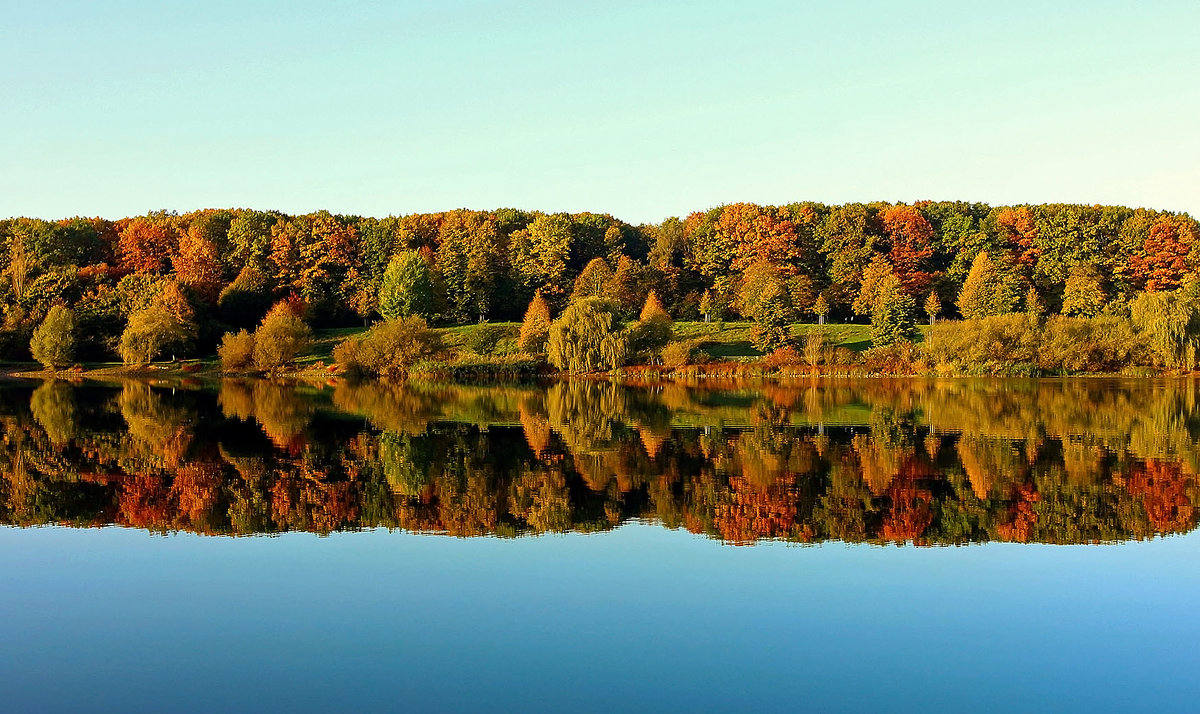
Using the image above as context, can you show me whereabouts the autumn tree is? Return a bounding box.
[573,257,614,300]
[174,229,224,303]
[30,304,75,368]
[1061,264,1107,317]
[518,292,553,353]
[1128,216,1198,291]
[253,301,312,371]
[510,213,572,297]
[852,257,898,318]
[923,291,941,326]
[880,204,935,295]
[813,294,830,325]
[958,251,1020,319]
[117,214,175,274]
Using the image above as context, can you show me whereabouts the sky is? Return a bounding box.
[1,0,1198,224]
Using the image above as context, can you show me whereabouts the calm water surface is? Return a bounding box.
[1,378,1197,711]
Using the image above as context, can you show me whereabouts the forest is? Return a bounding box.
[1,378,1196,544]
[3,201,1200,374]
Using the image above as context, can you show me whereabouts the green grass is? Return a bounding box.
[673,321,880,359]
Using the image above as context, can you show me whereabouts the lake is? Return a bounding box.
[1,377,1197,711]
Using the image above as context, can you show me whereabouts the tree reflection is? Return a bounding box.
[0,377,1196,544]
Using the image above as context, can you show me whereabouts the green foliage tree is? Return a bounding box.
[119,305,191,364]
[253,302,312,371]
[30,305,75,369]
[1061,264,1107,317]
[870,274,917,346]
[218,265,273,328]
[1129,290,1200,369]
[547,298,628,373]
[852,257,896,317]
[958,251,1020,319]
[379,251,435,320]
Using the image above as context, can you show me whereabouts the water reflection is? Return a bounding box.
[0,377,1197,544]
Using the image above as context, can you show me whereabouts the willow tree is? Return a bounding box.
[546,298,628,373]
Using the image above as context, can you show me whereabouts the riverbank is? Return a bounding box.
[5,318,1189,381]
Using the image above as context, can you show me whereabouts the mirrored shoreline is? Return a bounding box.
[2,377,1197,545]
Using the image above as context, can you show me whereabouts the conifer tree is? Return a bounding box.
[871,274,917,346]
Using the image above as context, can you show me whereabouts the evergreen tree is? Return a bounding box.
[870,274,917,346]
[639,290,671,322]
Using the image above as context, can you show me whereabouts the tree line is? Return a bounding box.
[3,201,1197,365]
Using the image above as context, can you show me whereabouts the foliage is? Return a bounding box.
[119,305,191,364]
[572,257,613,300]
[1129,290,1200,369]
[218,329,256,371]
[958,251,1020,319]
[30,304,75,368]
[1060,264,1107,317]
[518,293,552,353]
[218,265,274,328]
[546,298,628,373]
[334,317,442,379]
[379,250,435,320]
[465,324,511,355]
[253,302,312,371]
[870,274,917,347]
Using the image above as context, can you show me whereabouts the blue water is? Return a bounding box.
[1,524,1196,712]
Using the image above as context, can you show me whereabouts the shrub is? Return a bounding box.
[30,305,75,369]
[628,315,673,363]
[334,317,442,380]
[253,302,312,371]
[547,298,628,373]
[1038,315,1143,373]
[218,329,256,371]
[802,329,828,366]
[762,346,803,368]
[661,340,705,368]
[925,314,1040,374]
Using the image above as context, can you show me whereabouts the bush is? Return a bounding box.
[218,330,256,371]
[253,302,312,371]
[30,305,75,369]
[334,317,442,380]
[547,298,628,373]
[661,340,704,368]
[802,329,828,366]
[925,314,1040,374]
[1038,315,1143,373]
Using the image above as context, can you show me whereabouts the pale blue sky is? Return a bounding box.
[2,0,1197,223]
